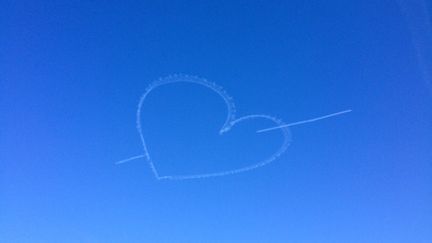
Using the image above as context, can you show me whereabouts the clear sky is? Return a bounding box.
[1,0,431,242]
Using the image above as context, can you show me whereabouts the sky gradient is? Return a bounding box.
[1,0,432,242]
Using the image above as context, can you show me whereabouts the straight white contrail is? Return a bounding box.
[256,109,352,133]
[115,154,146,165]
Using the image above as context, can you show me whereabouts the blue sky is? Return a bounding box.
[1,0,431,242]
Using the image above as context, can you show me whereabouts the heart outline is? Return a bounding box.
[136,74,292,180]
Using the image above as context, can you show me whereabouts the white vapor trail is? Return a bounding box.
[256,109,352,133]
[115,74,291,180]
[115,154,146,165]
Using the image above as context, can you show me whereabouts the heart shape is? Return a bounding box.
[135,74,292,180]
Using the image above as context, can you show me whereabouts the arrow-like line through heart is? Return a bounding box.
[115,74,351,180]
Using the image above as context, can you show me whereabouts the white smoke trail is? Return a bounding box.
[115,155,146,165]
[256,109,352,133]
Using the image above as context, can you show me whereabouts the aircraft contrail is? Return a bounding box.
[256,109,352,133]
[115,155,146,165]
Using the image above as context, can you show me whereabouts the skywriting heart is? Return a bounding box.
[115,74,351,180]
